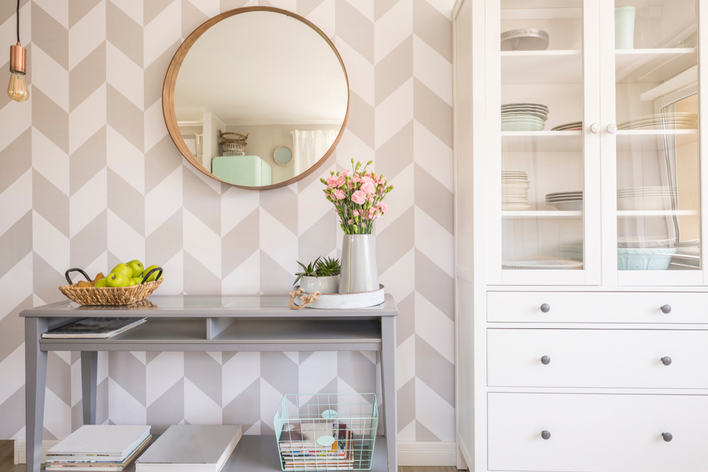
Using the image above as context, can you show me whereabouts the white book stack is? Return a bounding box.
[46,425,152,471]
[135,425,242,472]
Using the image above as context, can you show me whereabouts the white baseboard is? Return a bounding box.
[14,439,60,465]
[398,441,458,466]
[16,439,458,466]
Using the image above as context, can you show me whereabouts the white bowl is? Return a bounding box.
[502,121,545,132]
[617,195,674,211]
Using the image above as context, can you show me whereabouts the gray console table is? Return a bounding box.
[21,295,398,472]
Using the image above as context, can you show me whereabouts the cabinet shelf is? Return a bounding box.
[616,48,696,84]
[502,131,582,152]
[616,129,697,151]
[503,211,582,219]
[617,210,698,217]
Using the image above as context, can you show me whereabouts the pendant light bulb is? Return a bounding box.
[8,0,28,103]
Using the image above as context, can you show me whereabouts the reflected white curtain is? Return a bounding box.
[291,130,337,175]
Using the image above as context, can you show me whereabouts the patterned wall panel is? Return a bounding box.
[0,0,454,443]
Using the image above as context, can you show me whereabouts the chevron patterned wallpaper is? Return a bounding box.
[0,0,454,444]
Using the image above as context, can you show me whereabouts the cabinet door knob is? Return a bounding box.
[590,123,600,134]
[661,356,672,366]
[662,432,673,442]
[541,356,551,365]
[541,430,551,440]
[661,304,672,314]
[540,303,551,313]
[607,123,617,134]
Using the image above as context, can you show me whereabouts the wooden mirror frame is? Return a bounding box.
[162,7,350,190]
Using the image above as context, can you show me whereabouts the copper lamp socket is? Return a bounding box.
[10,42,26,75]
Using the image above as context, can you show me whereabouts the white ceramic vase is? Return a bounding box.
[299,275,339,294]
[339,234,379,293]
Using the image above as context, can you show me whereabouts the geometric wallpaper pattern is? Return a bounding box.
[0,0,454,443]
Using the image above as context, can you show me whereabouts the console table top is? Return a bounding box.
[20,294,398,318]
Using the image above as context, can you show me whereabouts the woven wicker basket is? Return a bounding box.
[219,131,248,144]
[59,268,163,306]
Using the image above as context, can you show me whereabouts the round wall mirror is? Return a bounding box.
[163,7,349,190]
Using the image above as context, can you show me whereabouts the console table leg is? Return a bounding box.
[381,317,397,472]
[81,351,98,425]
[25,317,47,472]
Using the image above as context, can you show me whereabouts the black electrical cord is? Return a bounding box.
[16,0,20,43]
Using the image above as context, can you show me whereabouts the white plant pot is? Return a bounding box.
[299,275,340,294]
[339,234,379,293]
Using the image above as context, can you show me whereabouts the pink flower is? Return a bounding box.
[361,181,376,195]
[351,175,361,184]
[391,183,396,189]
[353,210,359,216]
[376,202,389,213]
[333,189,346,200]
[367,195,374,203]
[342,170,351,177]
[326,175,345,188]
[351,190,366,205]
[361,175,375,185]
[361,222,365,228]
[348,219,354,225]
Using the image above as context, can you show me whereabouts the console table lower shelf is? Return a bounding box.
[118,435,389,472]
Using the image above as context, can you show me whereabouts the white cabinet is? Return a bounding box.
[452,0,708,470]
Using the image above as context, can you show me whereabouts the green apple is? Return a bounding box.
[132,276,144,285]
[94,278,108,287]
[142,265,163,282]
[110,263,133,279]
[126,260,144,278]
[106,272,130,287]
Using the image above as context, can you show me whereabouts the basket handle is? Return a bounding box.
[65,268,91,285]
[141,267,163,284]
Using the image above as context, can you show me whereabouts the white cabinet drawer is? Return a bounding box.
[488,291,708,323]
[488,329,708,389]
[488,393,708,472]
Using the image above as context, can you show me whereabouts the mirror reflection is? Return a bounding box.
[172,10,348,188]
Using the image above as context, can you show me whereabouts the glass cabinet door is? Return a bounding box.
[489,0,601,285]
[603,0,703,285]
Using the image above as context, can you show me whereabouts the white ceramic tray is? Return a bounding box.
[293,284,385,309]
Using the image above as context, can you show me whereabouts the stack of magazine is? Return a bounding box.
[45,425,151,471]
[42,318,147,339]
[279,422,354,470]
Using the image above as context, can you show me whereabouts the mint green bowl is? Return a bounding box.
[617,248,677,270]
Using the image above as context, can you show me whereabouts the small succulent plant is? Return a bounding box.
[316,257,341,277]
[294,257,321,285]
[293,256,342,285]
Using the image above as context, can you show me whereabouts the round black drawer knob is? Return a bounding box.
[662,432,673,442]
[541,356,551,365]
[661,305,672,314]
[540,303,551,313]
[661,357,672,366]
[541,430,551,440]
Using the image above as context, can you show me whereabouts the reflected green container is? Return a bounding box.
[211,155,272,187]
[615,6,636,49]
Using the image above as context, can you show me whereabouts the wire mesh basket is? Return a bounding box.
[274,393,379,471]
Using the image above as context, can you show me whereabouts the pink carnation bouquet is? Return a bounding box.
[321,159,395,234]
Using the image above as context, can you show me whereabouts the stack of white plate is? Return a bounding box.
[617,186,677,211]
[502,103,548,131]
[618,113,697,130]
[551,121,582,131]
[545,191,583,211]
[502,170,530,210]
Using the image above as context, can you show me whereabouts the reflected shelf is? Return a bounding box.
[616,48,696,83]
[616,129,697,151]
[502,211,582,218]
[617,210,698,217]
[502,131,582,152]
